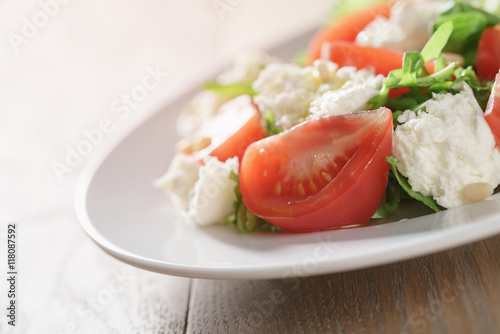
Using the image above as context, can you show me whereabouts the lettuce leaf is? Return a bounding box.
[225,171,282,233]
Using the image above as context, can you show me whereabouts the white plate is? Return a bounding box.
[75,31,500,280]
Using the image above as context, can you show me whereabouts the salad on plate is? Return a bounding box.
[155,0,500,233]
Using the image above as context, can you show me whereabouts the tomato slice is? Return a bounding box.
[323,41,434,76]
[240,108,393,232]
[476,25,500,82]
[307,2,393,65]
[485,70,500,146]
[208,105,265,163]
[183,95,266,163]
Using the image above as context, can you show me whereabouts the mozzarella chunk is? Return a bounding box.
[188,156,239,226]
[393,83,500,208]
[154,153,201,211]
[356,0,452,51]
[217,51,279,84]
[253,60,382,128]
[309,70,383,118]
[155,155,239,226]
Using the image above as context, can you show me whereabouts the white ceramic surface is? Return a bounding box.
[75,31,500,280]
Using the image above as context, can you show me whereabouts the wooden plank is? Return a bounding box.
[186,235,500,334]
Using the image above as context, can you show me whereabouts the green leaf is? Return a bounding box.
[434,3,500,66]
[434,55,446,73]
[292,49,308,67]
[225,171,283,233]
[327,0,392,22]
[372,172,401,219]
[264,111,284,137]
[386,157,440,212]
[203,81,257,97]
[385,97,419,113]
[399,52,422,86]
[421,21,453,62]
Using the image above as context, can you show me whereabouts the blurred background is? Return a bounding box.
[0,0,333,332]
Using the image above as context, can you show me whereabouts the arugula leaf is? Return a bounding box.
[225,171,282,233]
[421,21,454,62]
[203,81,257,97]
[264,111,284,137]
[434,3,500,66]
[372,172,401,219]
[368,22,455,107]
[386,157,440,212]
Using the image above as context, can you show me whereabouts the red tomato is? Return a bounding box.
[477,25,500,81]
[484,70,500,146]
[307,2,393,65]
[240,108,393,232]
[323,41,435,76]
[183,95,266,163]
[209,105,265,163]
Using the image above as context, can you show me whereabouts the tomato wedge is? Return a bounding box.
[307,2,393,65]
[209,105,265,163]
[182,95,266,163]
[322,41,435,76]
[485,70,500,146]
[476,25,500,81]
[240,108,393,232]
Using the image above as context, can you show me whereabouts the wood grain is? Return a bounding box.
[11,217,500,334]
[186,234,500,334]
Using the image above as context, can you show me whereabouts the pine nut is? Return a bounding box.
[316,60,331,83]
[463,182,494,202]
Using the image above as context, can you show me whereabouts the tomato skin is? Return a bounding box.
[476,25,500,82]
[307,2,393,65]
[240,108,393,232]
[485,70,500,147]
[209,106,265,163]
[323,41,435,77]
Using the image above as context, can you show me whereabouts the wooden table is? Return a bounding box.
[3,0,500,333]
[9,218,500,333]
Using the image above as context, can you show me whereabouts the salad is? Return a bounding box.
[156,0,500,233]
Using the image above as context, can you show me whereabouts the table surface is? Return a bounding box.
[2,1,500,333]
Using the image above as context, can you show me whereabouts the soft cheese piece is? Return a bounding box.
[188,156,239,225]
[356,0,452,52]
[393,82,500,208]
[253,60,382,128]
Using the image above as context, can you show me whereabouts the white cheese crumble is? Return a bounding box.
[155,155,238,226]
[253,60,382,129]
[154,153,201,211]
[356,0,452,52]
[216,51,279,85]
[393,82,500,208]
[188,156,239,226]
[309,69,383,118]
